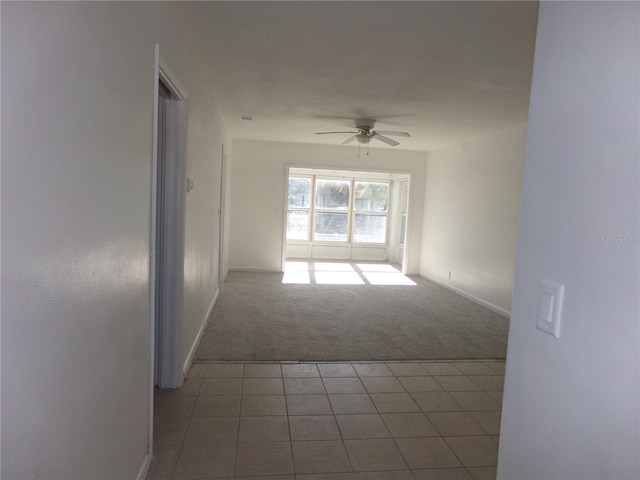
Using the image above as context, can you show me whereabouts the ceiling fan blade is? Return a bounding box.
[374,130,411,137]
[372,133,400,146]
[316,131,358,135]
[342,135,357,145]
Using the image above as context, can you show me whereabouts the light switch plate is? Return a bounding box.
[536,279,564,337]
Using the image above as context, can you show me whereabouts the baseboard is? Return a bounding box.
[229,266,282,273]
[182,288,219,375]
[137,453,150,480]
[425,276,510,318]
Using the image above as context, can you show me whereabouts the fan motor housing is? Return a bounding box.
[355,118,375,130]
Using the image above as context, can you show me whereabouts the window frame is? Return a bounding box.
[286,174,391,246]
[352,180,390,244]
[286,175,313,242]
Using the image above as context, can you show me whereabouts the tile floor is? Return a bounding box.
[148,360,504,480]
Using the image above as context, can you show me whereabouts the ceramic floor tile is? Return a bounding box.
[290,415,342,441]
[381,413,439,438]
[469,411,502,435]
[153,416,189,445]
[154,395,197,419]
[287,394,333,415]
[386,362,428,376]
[344,438,407,471]
[244,363,283,377]
[199,377,243,395]
[412,468,473,479]
[284,377,326,394]
[282,363,321,377]
[360,376,406,393]
[241,394,287,416]
[467,466,498,480]
[187,362,206,378]
[192,395,241,417]
[173,442,236,478]
[468,376,504,392]
[162,376,201,396]
[147,444,180,480]
[292,440,353,474]
[426,412,486,436]
[238,416,290,442]
[449,392,501,411]
[444,436,498,467]
[153,361,505,478]
[370,393,420,413]
[183,416,239,443]
[395,437,462,469]
[483,362,506,375]
[353,363,394,377]
[298,474,356,480]
[485,391,504,406]
[243,377,285,395]
[323,377,366,394]
[397,376,443,393]
[451,362,496,376]
[204,363,244,378]
[235,442,294,476]
[318,363,358,377]
[356,471,415,480]
[335,414,390,439]
[410,392,464,412]
[419,363,464,376]
[433,376,483,392]
[329,394,377,414]
[233,476,294,480]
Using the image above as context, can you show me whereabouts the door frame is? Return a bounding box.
[148,43,188,461]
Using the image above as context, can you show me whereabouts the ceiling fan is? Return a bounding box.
[316,119,410,147]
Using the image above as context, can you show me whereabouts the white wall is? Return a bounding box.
[498,3,639,479]
[1,2,229,478]
[228,140,427,273]
[421,125,526,314]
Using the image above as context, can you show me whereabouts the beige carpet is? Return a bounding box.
[195,262,509,362]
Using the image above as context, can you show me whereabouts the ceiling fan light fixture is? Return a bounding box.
[357,133,370,144]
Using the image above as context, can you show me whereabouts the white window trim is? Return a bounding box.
[287,174,391,246]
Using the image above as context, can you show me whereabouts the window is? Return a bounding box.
[287,176,311,240]
[286,174,390,245]
[314,179,350,242]
[353,181,388,243]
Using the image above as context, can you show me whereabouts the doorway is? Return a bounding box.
[151,61,188,390]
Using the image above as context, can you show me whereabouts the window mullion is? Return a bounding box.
[310,175,317,242]
[348,177,355,243]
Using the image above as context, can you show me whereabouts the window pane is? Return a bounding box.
[314,212,348,242]
[288,177,311,208]
[287,211,309,240]
[315,179,350,210]
[353,214,387,243]
[354,182,389,212]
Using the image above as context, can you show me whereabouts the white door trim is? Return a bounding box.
[148,43,188,462]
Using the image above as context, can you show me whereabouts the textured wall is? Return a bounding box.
[498,3,640,479]
[1,2,229,477]
[421,125,527,314]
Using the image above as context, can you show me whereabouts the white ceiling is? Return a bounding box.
[177,1,539,152]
